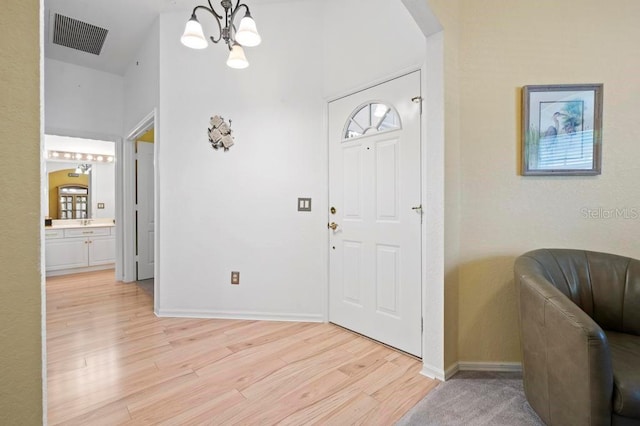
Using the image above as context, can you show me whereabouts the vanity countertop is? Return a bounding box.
[45,219,115,229]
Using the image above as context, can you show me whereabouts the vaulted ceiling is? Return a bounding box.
[44,0,169,75]
[44,0,300,75]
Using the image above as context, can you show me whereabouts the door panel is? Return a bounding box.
[136,141,154,280]
[328,71,422,357]
[376,138,399,220]
[376,244,400,317]
[342,241,364,306]
[343,145,363,219]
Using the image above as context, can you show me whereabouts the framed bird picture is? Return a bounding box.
[521,83,603,176]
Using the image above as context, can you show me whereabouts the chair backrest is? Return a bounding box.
[516,249,640,335]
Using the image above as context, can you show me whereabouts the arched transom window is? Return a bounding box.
[343,102,401,140]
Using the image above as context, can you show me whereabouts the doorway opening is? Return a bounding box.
[123,110,158,312]
[44,134,117,277]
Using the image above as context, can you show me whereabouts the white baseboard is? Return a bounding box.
[420,363,446,381]
[156,308,324,323]
[416,360,523,382]
[444,363,460,380]
[46,264,115,277]
[423,361,522,382]
[457,361,522,373]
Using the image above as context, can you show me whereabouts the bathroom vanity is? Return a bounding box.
[45,219,116,276]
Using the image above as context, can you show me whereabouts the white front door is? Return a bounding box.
[328,71,422,357]
[136,141,154,280]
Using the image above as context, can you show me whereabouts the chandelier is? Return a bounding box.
[74,164,92,175]
[180,0,262,69]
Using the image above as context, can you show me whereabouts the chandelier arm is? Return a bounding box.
[192,5,224,44]
[228,3,249,42]
[206,0,223,19]
[229,3,249,24]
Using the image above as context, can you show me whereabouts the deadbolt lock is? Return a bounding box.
[330,206,337,214]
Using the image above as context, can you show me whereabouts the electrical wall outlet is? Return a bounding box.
[231,271,240,285]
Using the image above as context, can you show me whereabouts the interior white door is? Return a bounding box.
[136,141,154,280]
[328,71,422,357]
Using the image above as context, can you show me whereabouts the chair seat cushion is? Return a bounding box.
[606,331,640,418]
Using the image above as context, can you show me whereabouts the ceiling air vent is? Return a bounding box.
[52,13,108,56]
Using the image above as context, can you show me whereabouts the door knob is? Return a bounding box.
[327,222,339,230]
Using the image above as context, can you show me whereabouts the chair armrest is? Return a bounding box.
[517,273,613,426]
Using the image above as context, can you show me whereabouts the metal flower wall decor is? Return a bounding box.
[208,115,235,151]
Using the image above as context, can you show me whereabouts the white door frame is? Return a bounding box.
[123,109,160,313]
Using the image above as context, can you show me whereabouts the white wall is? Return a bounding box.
[123,19,160,133]
[323,0,426,98]
[45,58,124,138]
[157,1,325,318]
[91,163,116,219]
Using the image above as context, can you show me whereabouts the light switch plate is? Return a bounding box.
[231,271,240,285]
[97,203,105,209]
[298,197,312,212]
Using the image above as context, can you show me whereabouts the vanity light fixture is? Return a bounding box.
[180,0,262,69]
[48,150,114,164]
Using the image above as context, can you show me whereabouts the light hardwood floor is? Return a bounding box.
[47,270,438,425]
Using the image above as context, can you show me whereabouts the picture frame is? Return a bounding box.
[521,84,603,176]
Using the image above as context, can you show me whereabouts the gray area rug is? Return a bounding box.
[397,371,545,426]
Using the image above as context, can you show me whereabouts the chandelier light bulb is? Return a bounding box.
[226,43,249,69]
[235,13,261,47]
[181,15,208,49]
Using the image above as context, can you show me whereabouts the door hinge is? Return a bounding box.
[421,317,424,332]
[412,96,423,115]
[412,204,424,224]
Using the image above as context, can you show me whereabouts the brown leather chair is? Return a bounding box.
[515,249,640,426]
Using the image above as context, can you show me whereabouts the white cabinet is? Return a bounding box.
[45,238,89,270]
[89,236,116,266]
[45,226,115,275]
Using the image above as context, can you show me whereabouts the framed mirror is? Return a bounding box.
[45,135,115,220]
[522,84,603,176]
